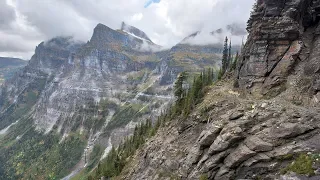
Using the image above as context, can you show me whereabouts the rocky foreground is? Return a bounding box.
[119,80,320,179]
[116,0,320,179]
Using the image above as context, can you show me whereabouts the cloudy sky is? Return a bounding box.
[0,0,255,60]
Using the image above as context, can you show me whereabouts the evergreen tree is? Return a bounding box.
[174,72,187,113]
[247,0,259,32]
[222,37,229,75]
[218,68,223,80]
[227,39,232,71]
[232,51,239,70]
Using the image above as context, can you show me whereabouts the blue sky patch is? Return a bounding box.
[144,0,161,8]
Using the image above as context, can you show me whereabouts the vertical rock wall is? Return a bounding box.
[236,0,320,98]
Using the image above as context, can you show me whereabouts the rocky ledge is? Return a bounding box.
[119,80,320,180]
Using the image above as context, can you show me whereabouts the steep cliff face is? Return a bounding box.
[0,21,224,179]
[0,57,27,85]
[120,81,320,180]
[0,24,173,179]
[236,0,320,103]
[118,1,320,180]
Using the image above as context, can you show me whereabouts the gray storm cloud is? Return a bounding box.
[0,0,16,29]
[0,0,255,59]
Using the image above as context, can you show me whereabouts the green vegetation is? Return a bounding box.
[102,103,150,136]
[157,170,180,179]
[127,69,149,82]
[231,51,239,71]
[89,119,155,179]
[221,36,238,76]
[281,154,316,176]
[222,36,229,74]
[199,174,209,180]
[0,76,47,130]
[87,145,104,170]
[87,68,219,179]
[0,127,86,180]
[173,68,216,116]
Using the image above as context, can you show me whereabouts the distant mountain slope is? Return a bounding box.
[0,23,172,180]
[158,27,242,85]
[0,21,229,179]
[121,22,153,42]
[0,57,27,68]
[0,57,27,84]
[117,1,320,180]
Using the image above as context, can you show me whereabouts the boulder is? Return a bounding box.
[208,126,243,154]
[186,145,203,165]
[197,124,222,148]
[243,153,271,167]
[269,123,313,139]
[229,111,245,120]
[203,151,227,171]
[215,166,235,180]
[224,144,256,168]
[244,136,273,152]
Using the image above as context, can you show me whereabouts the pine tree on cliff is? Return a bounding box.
[222,36,229,74]
[232,51,239,70]
[227,39,232,71]
[174,72,187,113]
[247,0,259,32]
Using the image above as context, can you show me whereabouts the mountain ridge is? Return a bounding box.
[0,21,224,179]
[104,0,320,180]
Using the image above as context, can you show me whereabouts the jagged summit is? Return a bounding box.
[120,22,152,42]
[180,24,246,46]
[89,23,158,51]
[90,23,126,46]
[181,31,201,43]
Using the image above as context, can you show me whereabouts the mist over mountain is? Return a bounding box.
[4,0,320,180]
[0,20,226,179]
[181,23,247,46]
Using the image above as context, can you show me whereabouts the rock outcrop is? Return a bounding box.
[0,21,224,179]
[118,1,320,179]
[120,81,320,180]
[236,0,320,101]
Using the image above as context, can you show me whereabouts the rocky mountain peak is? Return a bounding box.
[120,22,152,42]
[90,23,158,51]
[90,23,126,47]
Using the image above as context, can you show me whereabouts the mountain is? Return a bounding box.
[0,22,223,179]
[157,27,243,85]
[0,24,170,179]
[0,57,27,84]
[100,0,320,180]
[121,22,153,43]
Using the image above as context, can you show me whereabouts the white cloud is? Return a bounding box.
[131,13,143,21]
[0,0,255,59]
